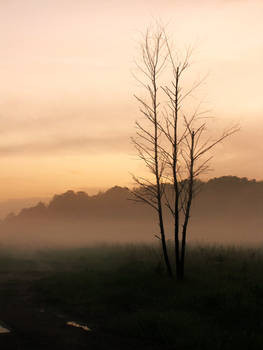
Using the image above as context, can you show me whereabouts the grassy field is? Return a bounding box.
[1,243,263,349]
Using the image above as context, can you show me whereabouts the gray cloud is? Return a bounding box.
[0,135,132,157]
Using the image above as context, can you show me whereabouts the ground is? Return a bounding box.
[1,244,263,350]
[0,269,158,350]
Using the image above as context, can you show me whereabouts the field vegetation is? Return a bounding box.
[1,243,263,349]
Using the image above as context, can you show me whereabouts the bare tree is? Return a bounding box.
[131,25,238,280]
[131,28,173,277]
[160,35,239,279]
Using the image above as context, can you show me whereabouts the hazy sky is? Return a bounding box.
[0,0,263,199]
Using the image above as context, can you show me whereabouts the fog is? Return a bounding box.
[0,176,262,250]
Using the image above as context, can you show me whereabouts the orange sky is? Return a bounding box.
[0,0,263,199]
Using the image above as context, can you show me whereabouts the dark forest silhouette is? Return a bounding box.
[0,176,263,248]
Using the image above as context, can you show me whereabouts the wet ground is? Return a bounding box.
[0,271,156,350]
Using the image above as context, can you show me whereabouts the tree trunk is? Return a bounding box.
[180,131,194,280]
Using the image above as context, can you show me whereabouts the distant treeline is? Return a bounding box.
[3,175,263,221]
[1,176,263,246]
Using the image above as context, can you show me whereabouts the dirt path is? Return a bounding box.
[0,271,158,350]
[0,271,90,349]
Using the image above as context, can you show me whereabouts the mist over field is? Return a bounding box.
[1,1,263,349]
[0,176,262,249]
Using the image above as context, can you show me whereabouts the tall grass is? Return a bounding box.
[1,243,263,349]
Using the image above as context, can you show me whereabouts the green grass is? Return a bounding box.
[2,243,263,349]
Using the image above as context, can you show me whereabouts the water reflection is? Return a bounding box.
[67,321,91,331]
[0,324,10,334]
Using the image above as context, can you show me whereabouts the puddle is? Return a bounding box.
[0,324,10,334]
[67,321,91,332]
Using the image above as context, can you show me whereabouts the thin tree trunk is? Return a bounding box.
[180,131,194,280]
[153,73,173,277]
[173,67,181,280]
[157,198,173,277]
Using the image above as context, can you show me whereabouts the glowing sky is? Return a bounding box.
[0,0,263,199]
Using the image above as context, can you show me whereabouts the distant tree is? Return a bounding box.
[131,24,238,280]
[5,212,16,221]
